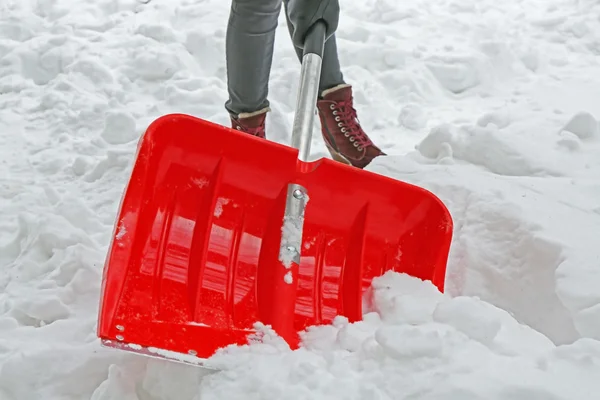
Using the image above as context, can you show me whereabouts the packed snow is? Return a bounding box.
[1,0,600,399]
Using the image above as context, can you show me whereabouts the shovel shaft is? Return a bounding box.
[290,20,327,162]
[273,21,327,340]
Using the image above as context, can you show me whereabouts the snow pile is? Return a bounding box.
[1,0,600,398]
[92,272,600,399]
[196,272,600,400]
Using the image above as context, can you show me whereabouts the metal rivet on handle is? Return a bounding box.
[116,335,124,341]
[116,325,125,331]
[286,245,296,253]
[293,189,304,199]
[188,350,197,356]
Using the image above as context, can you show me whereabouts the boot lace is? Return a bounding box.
[330,101,372,151]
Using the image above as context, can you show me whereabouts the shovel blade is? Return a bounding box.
[97,114,453,363]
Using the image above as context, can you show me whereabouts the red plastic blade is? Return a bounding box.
[97,114,453,362]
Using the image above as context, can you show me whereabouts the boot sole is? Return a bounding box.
[325,142,352,166]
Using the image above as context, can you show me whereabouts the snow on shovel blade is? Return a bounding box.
[96,113,453,365]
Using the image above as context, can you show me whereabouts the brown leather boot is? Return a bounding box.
[230,107,269,139]
[316,84,385,169]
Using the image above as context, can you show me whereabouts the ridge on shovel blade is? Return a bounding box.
[97,113,453,366]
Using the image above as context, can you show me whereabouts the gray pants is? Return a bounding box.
[225,0,346,116]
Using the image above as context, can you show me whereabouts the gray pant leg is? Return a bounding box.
[225,0,282,116]
[282,0,345,95]
[224,0,346,116]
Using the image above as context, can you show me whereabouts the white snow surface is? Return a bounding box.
[1,0,600,398]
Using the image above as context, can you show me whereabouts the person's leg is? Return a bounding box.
[282,0,345,94]
[282,1,385,169]
[225,0,283,137]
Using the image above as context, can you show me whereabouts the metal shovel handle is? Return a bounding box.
[277,20,327,272]
[290,20,327,162]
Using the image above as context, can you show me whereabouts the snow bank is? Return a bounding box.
[90,273,600,400]
[1,0,600,398]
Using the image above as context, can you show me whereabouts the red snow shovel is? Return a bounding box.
[97,21,453,367]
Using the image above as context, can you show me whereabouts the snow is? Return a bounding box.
[1,0,599,398]
[279,186,309,273]
[213,197,230,218]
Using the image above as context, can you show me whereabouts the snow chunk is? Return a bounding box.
[560,112,598,140]
[101,110,137,145]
